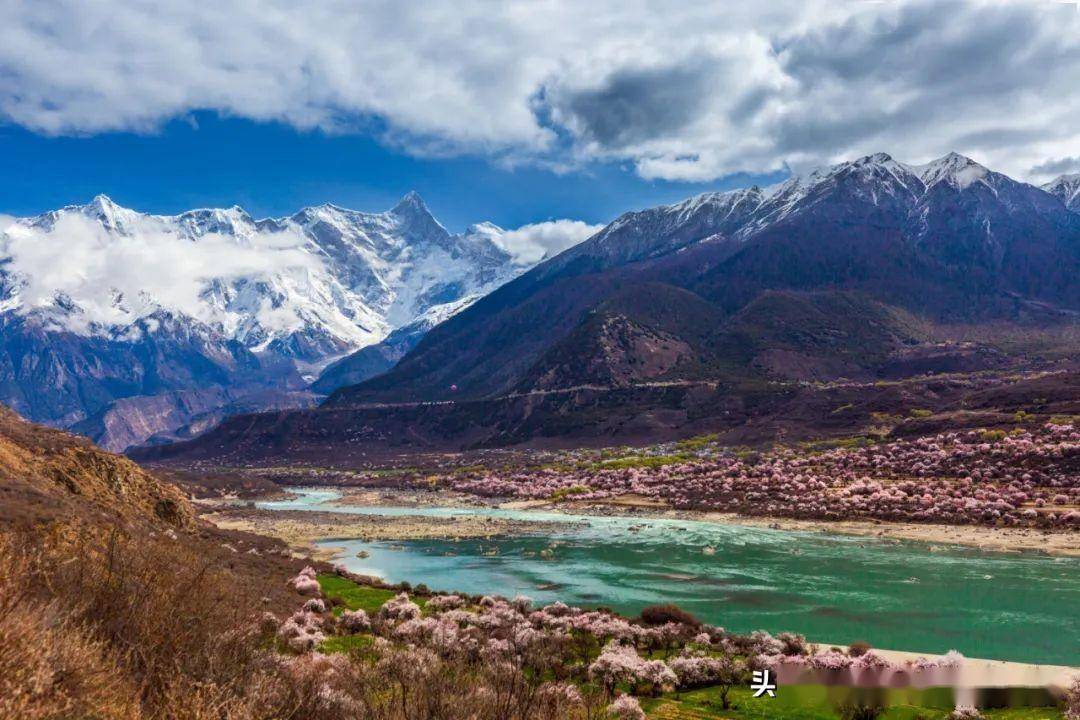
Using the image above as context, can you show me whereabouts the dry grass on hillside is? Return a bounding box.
[0,406,192,529]
[0,524,281,719]
[0,521,609,720]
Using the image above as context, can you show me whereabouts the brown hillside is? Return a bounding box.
[0,405,192,528]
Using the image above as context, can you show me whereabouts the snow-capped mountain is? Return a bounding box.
[3,191,520,362]
[1044,173,1080,212]
[139,152,1080,465]
[542,152,1074,282]
[331,152,1080,406]
[0,192,531,448]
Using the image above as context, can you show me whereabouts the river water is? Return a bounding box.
[258,488,1080,666]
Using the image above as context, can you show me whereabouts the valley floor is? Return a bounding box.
[196,486,1080,667]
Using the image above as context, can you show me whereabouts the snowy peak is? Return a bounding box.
[464,220,505,237]
[0,195,532,367]
[770,151,994,199]
[1043,173,1080,212]
[391,190,428,215]
[910,152,990,190]
[87,193,118,212]
[176,206,256,238]
[75,194,140,232]
[766,153,923,206]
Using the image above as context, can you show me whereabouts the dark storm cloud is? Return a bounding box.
[755,1,1080,176]
[1031,156,1080,177]
[779,2,1054,91]
[548,60,717,150]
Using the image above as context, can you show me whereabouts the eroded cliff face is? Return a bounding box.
[0,405,192,528]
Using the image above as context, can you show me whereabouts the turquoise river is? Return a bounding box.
[258,488,1079,666]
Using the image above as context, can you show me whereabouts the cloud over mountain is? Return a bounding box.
[488,220,603,265]
[2,1,1078,182]
[1,210,318,335]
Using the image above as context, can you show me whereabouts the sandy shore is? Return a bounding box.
[333,487,491,509]
[202,506,572,560]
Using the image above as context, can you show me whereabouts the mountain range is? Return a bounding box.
[130,152,1080,465]
[4,152,1079,458]
[335,152,1080,404]
[0,193,531,449]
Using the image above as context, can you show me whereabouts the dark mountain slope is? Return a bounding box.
[709,291,925,382]
[331,153,1079,407]
[312,326,418,394]
[0,312,275,429]
[514,283,727,392]
[331,271,622,403]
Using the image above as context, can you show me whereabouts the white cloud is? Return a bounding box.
[0,212,321,334]
[1,1,1078,182]
[491,219,603,265]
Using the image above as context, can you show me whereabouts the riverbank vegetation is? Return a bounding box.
[2,518,1075,719]
[271,569,1076,720]
[1,403,1076,719]
[293,422,1077,532]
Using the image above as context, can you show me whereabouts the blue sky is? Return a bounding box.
[2,113,780,232]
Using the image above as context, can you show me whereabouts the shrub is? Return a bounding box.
[837,690,887,720]
[848,641,872,657]
[0,536,141,720]
[605,694,645,720]
[640,604,700,627]
[303,598,327,613]
[339,609,371,634]
[1064,676,1080,720]
[0,524,305,718]
[777,631,808,656]
[378,593,422,621]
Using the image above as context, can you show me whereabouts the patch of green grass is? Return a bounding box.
[643,686,1062,720]
[317,574,429,618]
[676,434,720,451]
[550,485,591,500]
[592,454,693,470]
[908,408,933,419]
[644,686,835,719]
[317,574,398,614]
[801,436,876,452]
[319,633,375,655]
